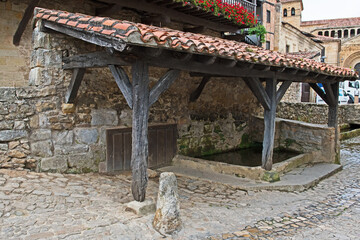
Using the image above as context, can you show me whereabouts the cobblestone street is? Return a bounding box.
[0,137,359,239]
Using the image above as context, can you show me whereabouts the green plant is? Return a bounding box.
[248,24,267,43]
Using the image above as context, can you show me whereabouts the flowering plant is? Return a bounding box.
[174,0,257,27]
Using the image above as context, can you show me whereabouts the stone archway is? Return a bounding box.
[354,62,360,76]
[342,51,360,69]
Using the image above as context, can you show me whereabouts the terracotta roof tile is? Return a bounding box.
[34,8,358,79]
[301,17,360,28]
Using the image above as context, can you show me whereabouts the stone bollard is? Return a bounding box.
[153,172,182,235]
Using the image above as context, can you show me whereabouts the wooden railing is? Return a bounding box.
[222,0,256,14]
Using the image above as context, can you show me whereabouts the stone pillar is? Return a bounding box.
[153,172,182,235]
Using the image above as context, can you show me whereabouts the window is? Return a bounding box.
[291,8,295,16]
[318,31,323,36]
[331,31,335,38]
[286,45,290,53]
[338,30,342,38]
[344,30,349,38]
[358,29,360,35]
[324,31,329,36]
[266,41,270,50]
[267,10,271,23]
[350,29,355,37]
[283,9,287,17]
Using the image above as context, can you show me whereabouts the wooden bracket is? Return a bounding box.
[276,81,292,104]
[189,76,211,102]
[65,68,86,104]
[309,83,329,105]
[109,65,133,108]
[243,77,270,110]
[149,69,180,107]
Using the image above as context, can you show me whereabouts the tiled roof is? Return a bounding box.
[301,17,360,28]
[287,51,320,60]
[34,8,357,79]
[314,35,341,42]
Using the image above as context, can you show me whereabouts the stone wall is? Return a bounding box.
[277,102,360,124]
[250,117,336,164]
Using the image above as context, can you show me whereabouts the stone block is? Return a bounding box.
[262,171,280,182]
[0,88,16,102]
[0,121,13,130]
[13,121,25,130]
[74,128,98,144]
[30,129,51,141]
[91,109,118,126]
[32,29,50,49]
[41,156,68,173]
[0,130,28,142]
[126,200,156,216]
[53,130,73,145]
[31,140,53,157]
[0,143,8,151]
[153,172,182,235]
[8,150,26,158]
[0,103,8,114]
[68,153,95,170]
[62,103,76,114]
[29,67,43,86]
[54,144,89,155]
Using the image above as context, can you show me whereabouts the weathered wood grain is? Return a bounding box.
[131,60,150,202]
[13,0,40,46]
[149,69,180,107]
[65,68,86,103]
[109,65,133,108]
[262,78,277,171]
[243,77,270,110]
[189,76,211,102]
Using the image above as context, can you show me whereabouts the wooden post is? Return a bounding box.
[262,78,277,171]
[131,60,150,202]
[129,61,180,202]
[327,82,340,162]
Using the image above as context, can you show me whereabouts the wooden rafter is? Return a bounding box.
[13,0,41,46]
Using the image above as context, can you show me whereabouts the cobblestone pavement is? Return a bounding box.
[0,137,359,239]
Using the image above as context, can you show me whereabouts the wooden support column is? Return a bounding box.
[326,82,340,161]
[129,61,180,202]
[262,78,277,171]
[131,60,150,202]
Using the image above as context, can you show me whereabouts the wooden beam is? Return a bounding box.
[103,0,239,32]
[42,21,127,52]
[243,77,270,110]
[276,81,292,104]
[149,69,180,106]
[131,60,150,202]
[13,0,40,46]
[65,68,86,103]
[109,65,133,108]
[262,78,277,171]
[189,76,211,102]
[63,51,129,69]
[309,83,329,105]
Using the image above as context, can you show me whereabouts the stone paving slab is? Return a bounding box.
[159,163,342,192]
